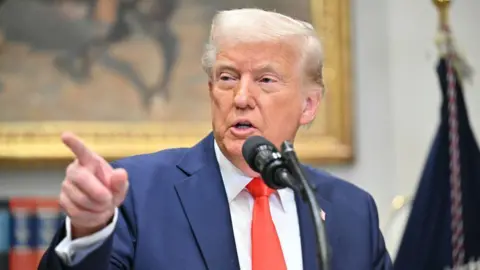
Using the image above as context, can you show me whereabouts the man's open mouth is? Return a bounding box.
[233,121,254,129]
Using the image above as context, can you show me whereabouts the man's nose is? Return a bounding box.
[234,76,255,109]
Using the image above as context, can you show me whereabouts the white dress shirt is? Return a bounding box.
[55,141,304,269]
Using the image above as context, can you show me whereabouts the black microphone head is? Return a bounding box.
[242,136,292,190]
[242,136,277,173]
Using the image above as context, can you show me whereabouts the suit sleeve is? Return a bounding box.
[37,181,137,270]
[367,194,394,270]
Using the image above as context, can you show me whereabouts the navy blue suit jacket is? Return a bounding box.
[39,133,392,270]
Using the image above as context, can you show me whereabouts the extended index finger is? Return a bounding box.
[61,132,96,166]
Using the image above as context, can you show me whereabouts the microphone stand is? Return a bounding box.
[281,141,331,270]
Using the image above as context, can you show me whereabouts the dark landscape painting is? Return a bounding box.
[0,0,312,122]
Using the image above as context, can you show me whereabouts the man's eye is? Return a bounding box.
[219,73,236,81]
[259,77,276,83]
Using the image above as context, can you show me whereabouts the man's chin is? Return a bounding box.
[220,131,264,159]
[224,141,244,157]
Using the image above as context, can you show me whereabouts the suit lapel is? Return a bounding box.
[174,133,240,270]
[296,169,341,270]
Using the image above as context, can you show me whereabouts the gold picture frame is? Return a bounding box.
[0,0,352,166]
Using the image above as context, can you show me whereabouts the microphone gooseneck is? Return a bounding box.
[281,141,331,270]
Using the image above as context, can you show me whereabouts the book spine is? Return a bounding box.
[9,198,37,270]
[34,198,60,266]
[0,199,9,270]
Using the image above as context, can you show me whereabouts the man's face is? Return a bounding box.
[209,40,320,175]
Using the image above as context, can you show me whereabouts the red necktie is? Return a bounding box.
[246,177,287,270]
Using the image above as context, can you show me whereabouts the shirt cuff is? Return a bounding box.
[54,208,118,265]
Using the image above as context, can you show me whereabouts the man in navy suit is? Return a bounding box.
[39,8,393,270]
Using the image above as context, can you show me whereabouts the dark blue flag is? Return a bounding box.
[393,57,480,270]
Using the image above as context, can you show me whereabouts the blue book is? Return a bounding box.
[0,199,10,270]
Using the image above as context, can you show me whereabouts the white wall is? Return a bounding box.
[0,0,479,259]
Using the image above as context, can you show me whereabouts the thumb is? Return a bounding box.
[110,168,129,206]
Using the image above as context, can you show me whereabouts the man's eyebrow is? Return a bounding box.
[214,62,237,72]
[213,62,282,76]
[253,63,279,74]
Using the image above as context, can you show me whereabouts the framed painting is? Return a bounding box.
[0,0,352,166]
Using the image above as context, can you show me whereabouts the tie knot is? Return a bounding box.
[246,177,274,198]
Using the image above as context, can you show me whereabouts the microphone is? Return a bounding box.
[242,136,331,270]
[241,136,297,190]
[281,141,331,270]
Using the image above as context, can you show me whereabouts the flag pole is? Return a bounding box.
[433,0,450,27]
[433,0,473,81]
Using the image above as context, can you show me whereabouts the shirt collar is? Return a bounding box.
[214,140,294,211]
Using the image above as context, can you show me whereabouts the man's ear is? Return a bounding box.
[208,80,213,91]
[299,90,321,126]
[208,79,214,99]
